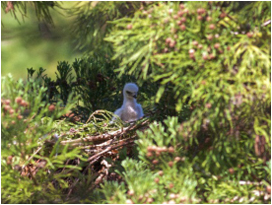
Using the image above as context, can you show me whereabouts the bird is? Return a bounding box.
[112,83,144,123]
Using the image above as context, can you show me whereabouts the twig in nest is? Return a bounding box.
[87,138,135,162]
[86,110,110,123]
[60,118,149,146]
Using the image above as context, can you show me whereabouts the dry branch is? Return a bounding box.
[60,118,149,146]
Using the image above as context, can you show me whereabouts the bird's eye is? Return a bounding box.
[126,91,132,95]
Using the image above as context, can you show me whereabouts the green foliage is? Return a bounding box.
[100,1,271,203]
[1,1,60,24]
[27,56,157,120]
[105,0,271,163]
[67,1,141,54]
[1,75,83,203]
[2,1,271,204]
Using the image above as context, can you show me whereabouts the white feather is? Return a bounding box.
[112,83,144,122]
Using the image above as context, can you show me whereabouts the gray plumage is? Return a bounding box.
[112,83,144,122]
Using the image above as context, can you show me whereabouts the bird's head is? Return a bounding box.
[123,83,139,100]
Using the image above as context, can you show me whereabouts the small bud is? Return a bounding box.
[148,14,152,18]
[127,24,133,30]
[164,48,169,53]
[209,54,215,60]
[126,199,133,204]
[148,145,157,152]
[173,15,178,20]
[147,198,154,203]
[168,146,175,153]
[179,4,185,10]
[189,53,195,60]
[168,9,173,14]
[11,120,16,125]
[247,32,253,38]
[180,24,186,31]
[169,41,176,48]
[5,99,11,105]
[214,43,220,49]
[169,183,174,189]
[20,100,26,106]
[197,8,205,14]
[165,37,172,44]
[152,159,159,165]
[220,12,226,18]
[146,152,153,157]
[207,34,213,40]
[227,46,231,51]
[192,41,198,46]
[154,177,160,183]
[209,24,215,30]
[228,168,235,174]
[17,115,23,120]
[206,16,212,22]
[174,157,181,162]
[188,49,195,54]
[161,146,168,152]
[177,10,184,17]
[177,20,182,26]
[7,156,13,165]
[169,200,176,204]
[168,161,174,167]
[180,17,186,23]
[158,170,164,176]
[267,185,271,194]
[15,97,22,104]
[9,109,14,115]
[197,15,203,20]
[202,53,208,60]
[198,44,203,49]
[156,147,164,153]
[20,100,29,107]
[138,195,144,201]
[169,193,177,199]
[205,103,212,109]
[215,34,220,38]
[4,105,11,111]
[48,104,55,112]
[128,190,135,196]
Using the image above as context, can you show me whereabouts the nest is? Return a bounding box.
[15,110,151,198]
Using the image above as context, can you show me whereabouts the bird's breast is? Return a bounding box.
[121,103,138,122]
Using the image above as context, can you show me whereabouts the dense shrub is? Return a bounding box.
[100,1,271,203]
[1,1,271,204]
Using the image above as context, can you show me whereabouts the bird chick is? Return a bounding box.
[112,83,144,122]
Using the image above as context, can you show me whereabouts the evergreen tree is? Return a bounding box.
[1,1,271,203]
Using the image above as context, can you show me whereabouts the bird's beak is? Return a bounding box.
[133,94,137,98]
